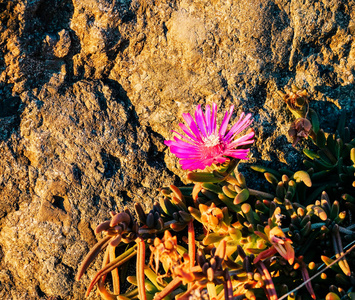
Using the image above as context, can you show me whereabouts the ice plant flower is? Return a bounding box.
[165,103,254,170]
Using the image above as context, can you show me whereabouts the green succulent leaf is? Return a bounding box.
[303,149,320,161]
[234,188,250,205]
[309,108,320,134]
[250,165,281,178]
[350,147,355,165]
[316,129,326,148]
[202,182,223,194]
[336,110,347,140]
[293,170,312,187]
[187,172,225,183]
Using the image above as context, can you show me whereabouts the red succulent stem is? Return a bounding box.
[136,237,147,300]
[76,236,111,281]
[85,245,137,297]
[100,246,110,284]
[188,220,195,268]
[108,245,120,294]
[97,278,117,300]
[188,220,195,290]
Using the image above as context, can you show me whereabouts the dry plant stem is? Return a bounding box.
[108,245,120,294]
[76,236,111,281]
[86,246,137,297]
[136,237,147,300]
[278,243,355,300]
[154,277,182,300]
[188,220,195,290]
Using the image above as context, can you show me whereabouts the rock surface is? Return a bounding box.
[0,0,354,299]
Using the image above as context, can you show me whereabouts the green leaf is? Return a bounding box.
[303,159,315,170]
[144,267,166,291]
[335,138,344,159]
[222,185,237,198]
[311,170,331,181]
[310,205,328,221]
[241,203,256,229]
[313,158,334,171]
[309,108,320,134]
[278,168,294,177]
[250,165,281,178]
[202,182,223,194]
[203,233,226,244]
[234,188,250,205]
[218,194,239,212]
[317,149,333,165]
[321,256,343,273]
[330,200,340,220]
[187,172,224,183]
[164,198,178,215]
[325,292,341,300]
[336,110,346,140]
[350,147,355,165]
[303,149,320,161]
[264,172,279,186]
[327,133,337,156]
[293,170,312,187]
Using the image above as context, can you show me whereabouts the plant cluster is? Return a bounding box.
[76,92,355,300]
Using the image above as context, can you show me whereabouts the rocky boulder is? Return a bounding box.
[0,0,354,299]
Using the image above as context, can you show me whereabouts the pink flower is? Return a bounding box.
[165,103,254,170]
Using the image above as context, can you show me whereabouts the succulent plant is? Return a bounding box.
[75,100,355,300]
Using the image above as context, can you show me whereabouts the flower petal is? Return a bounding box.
[165,103,253,170]
[182,112,203,142]
[194,104,208,138]
[219,105,234,137]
